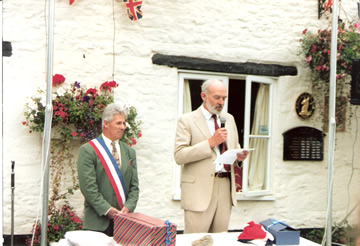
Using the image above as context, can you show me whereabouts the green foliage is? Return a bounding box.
[26,203,83,246]
[300,222,358,245]
[23,76,142,144]
[299,21,360,84]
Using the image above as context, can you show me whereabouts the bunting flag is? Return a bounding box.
[124,0,143,21]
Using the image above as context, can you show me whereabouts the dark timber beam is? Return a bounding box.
[152,54,297,77]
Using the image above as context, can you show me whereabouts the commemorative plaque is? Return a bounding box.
[283,127,325,161]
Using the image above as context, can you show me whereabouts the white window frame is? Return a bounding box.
[173,71,275,201]
[241,76,274,198]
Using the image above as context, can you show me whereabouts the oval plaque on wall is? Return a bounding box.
[295,92,315,120]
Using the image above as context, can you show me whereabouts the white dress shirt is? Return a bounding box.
[200,105,227,173]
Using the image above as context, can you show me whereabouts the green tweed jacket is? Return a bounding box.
[77,136,139,232]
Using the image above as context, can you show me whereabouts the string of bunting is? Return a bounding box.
[69,0,143,21]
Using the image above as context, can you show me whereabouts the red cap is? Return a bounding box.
[238,221,266,240]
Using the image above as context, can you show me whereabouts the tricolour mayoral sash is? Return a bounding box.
[88,137,127,209]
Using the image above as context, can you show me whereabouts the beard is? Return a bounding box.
[206,100,223,115]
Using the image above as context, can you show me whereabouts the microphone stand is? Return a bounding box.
[11,160,15,246]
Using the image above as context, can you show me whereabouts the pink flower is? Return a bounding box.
[22,121,26,125]
[131,138,137,145]
[306,56,312,64]
[310,44,317,53]
[302,29,307,35]
[80,133,84,137]
[54,225,60,231]
[138,132,142,137]
[71,131,77,136]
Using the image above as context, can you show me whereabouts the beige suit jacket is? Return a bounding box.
[174,106,241,212]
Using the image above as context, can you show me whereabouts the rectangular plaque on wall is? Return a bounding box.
[283,127,326,161]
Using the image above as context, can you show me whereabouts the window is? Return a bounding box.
[173,72,275,200]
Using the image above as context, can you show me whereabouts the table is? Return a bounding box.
[54,231,320,246]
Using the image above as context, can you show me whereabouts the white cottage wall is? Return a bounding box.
[2,0,360,236]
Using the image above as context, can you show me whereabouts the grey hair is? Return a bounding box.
[201,79,224,95]
[102,103,128,129]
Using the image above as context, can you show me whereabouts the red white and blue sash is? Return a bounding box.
[88,137,127,209]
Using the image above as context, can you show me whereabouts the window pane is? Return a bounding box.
[228,79,246,147]
[250,83,270,136]
[248,137,269,191]
[188,79,204,111]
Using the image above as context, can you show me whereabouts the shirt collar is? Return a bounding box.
[102,133,113,146]
[201,104,218,121]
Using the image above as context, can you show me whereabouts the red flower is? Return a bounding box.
[54,225,60,231]
[138,132,142,137]
[55,110,66,119]
[86,88,97,95]
[69,0,75,5]
[22,121,26,125]
[302,29,308,35]
[52,74,66,87]
[100,81,119,92]
[131,138,137,145]
[80,133,84,137]
[71,131,77,136]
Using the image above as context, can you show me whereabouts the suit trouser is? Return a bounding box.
[184,176,232,233]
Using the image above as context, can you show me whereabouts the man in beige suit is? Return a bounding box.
[174,79,248,234]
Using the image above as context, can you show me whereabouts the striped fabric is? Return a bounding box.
[113,213,176,246]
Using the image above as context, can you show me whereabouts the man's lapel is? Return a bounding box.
[119,141,129,173]
[193,107,211,139]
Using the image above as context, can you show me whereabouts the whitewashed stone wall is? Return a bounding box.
[2,0,360,235]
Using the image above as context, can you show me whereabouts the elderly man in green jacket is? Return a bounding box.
[77,103,139,236]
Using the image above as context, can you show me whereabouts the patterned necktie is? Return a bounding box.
[111,141,121,168]
[212,114,230,171]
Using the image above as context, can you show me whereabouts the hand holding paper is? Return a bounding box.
[215,149,255,164]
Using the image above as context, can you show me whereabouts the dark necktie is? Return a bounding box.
[212,115,243,191]
[111,141,121,168]
[212,114,230,171]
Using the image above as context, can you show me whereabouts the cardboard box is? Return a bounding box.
[113,212,176,246]
[260,218,300,245]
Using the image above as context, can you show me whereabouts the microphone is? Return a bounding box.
[220,118,226,128]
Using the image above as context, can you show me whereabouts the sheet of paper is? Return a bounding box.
[214,148,255,164]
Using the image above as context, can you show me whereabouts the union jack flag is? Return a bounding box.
[124,0,143,21]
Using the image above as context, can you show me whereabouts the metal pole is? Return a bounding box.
[326,0,338,245]
[40,0,55,245]
[11,161,15,246]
